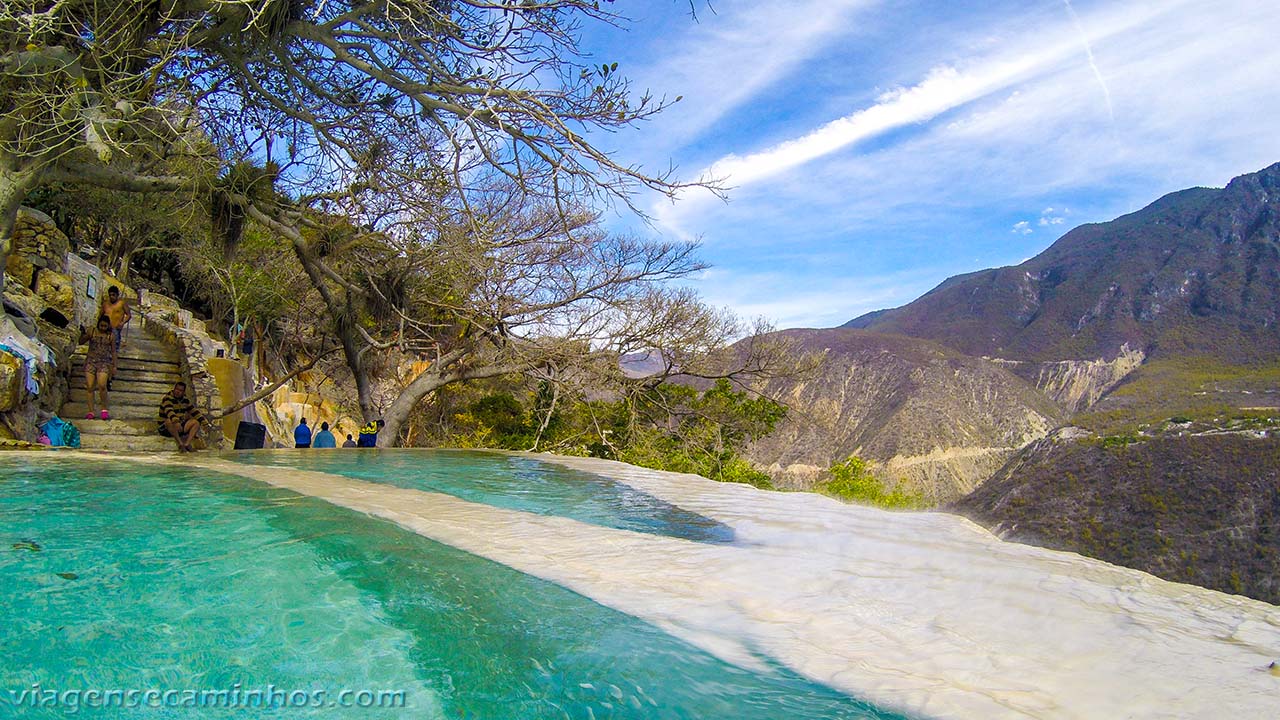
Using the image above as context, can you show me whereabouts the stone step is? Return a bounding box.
[71,368,183,385]
[87,335,170,348]
[116,346,173,359]
[72,356,181,373]
[74,333,172,346]
[116,333,169,345]
[78,433,180,452]
[66,387,168,406]
[63,401,161,421]
[71,418,157,436]
[103,348,179,362]
[71,377,181,395]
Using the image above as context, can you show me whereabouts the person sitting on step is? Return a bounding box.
[78,314,116,420]
[158,381,203,452]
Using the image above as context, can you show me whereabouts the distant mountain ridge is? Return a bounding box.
[844,163,1280,364]
[740,163,1280,499]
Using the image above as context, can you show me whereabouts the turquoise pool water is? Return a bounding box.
[1,457,907,719]
[231,449,736,543]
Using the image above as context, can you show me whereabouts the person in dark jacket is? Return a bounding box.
[294,418,313,448]
[313,421,337,448]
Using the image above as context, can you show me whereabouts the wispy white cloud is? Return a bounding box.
[1012,221,1033,235]
[1062,0,1115,124]
[1025,207,1069,228]
[648,1,1204,241]
[690,2,1184,194]
[625,0,875,153]
[640,0,1280,327]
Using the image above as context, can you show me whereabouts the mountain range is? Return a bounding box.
[743,162,1280,603]
[845,163,1280,364]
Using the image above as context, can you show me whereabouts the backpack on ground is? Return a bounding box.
[40,416,66,446]
[42,416,81,448]
[62,422,81,449]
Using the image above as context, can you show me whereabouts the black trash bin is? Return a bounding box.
[233,421,267,450]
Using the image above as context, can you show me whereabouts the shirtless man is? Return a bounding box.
[100,286,131,351]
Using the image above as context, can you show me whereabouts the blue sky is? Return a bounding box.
[575,0,1280,329]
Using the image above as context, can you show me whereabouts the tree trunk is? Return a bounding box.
[343,309,378,421]
[117,248,133,282]
[378,358,529,447]
[0,167,41,296]
[242,202,380,421]
[281,223,377,420]
[214,347,340,418]
[530,379,560,451]
[378,368,452,449]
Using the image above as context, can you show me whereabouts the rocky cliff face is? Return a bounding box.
[1,208,81,440]
[990,343,1146,413]
[743,329,1064,503]
[951,429,1280,605]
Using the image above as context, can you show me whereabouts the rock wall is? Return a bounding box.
[0,352,23,414]
[991,344,1146,414]
[5,207,71,289]
[744,329,1065,504]
[1,209,83,440]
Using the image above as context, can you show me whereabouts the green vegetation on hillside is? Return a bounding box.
[428,379,786,489]
[1075,357,1280,434]
[818,457,925,510]
[953,434,1280,604]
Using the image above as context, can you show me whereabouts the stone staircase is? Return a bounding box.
[63,328,184,451]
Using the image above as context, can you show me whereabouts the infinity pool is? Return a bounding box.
[1,456,904,719]
[231,449,735,543]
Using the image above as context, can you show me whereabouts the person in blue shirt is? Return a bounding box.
[294,418,313,448]
[312,421,337,448]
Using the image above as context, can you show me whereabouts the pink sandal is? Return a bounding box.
[100,409,110,420]
[85,412,95,420]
